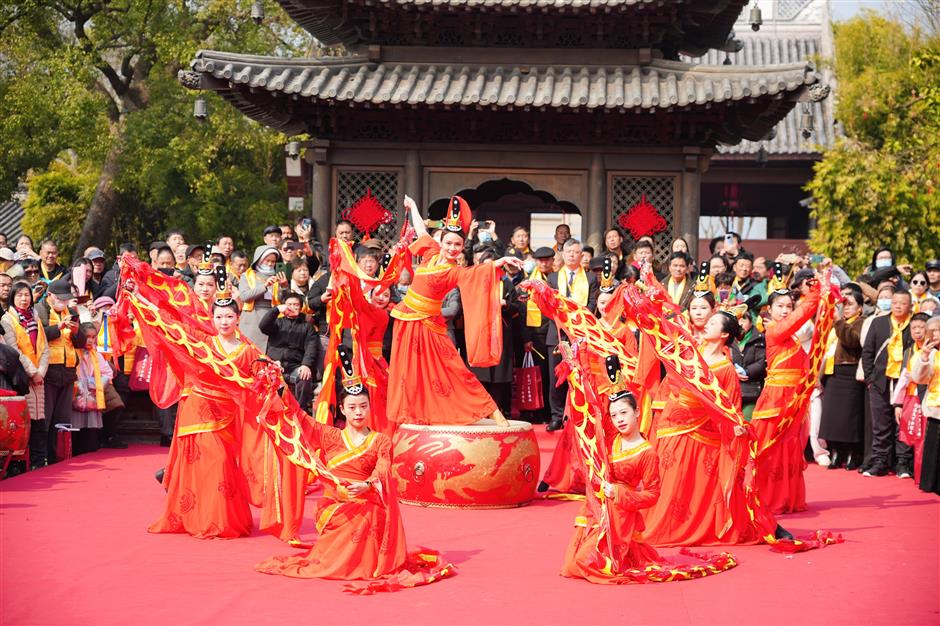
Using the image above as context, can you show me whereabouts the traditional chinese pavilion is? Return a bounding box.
[180,0,829,254]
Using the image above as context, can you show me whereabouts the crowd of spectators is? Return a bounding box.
[1,218,938,495]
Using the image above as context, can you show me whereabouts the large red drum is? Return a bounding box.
[392,419,540,509]
[0,395,29,453]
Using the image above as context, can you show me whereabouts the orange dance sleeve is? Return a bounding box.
[766,283,821,346]
[457,263,504,367]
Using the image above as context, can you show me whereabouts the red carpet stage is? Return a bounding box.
[2,430,938,626]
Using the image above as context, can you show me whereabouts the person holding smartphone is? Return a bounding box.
[238,245,287,352]
[35,279,81,463]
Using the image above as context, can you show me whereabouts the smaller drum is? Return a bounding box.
[0,395,29,453]
[392,419,540,509]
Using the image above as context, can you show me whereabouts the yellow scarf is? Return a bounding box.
[926,350,940,408]
[241,269,279,312]
[823,328,838,376]
[558,267,589,306]
[886,314,911,379]
[824,314,859,375]
[7,311,47,367]
[667,278,686,305]
[525,268,545,326]
[78,349,106,411]
[48,307,78,367]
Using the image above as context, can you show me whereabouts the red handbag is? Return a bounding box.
[56,426,73,461]
[128,347,151,392]
[515,352,544,412]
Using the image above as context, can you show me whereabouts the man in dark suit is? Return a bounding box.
[545,238,599,431]
[861,289,914,477]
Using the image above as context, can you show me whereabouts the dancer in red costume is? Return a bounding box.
[560,358,737,584]
[642,307,783,545]
[314,235,411,434]
[256,349,453,592]
[119,259,306,542]
[147,287,254,539]
[541,258,628,495]
[387,195,523,426]
[751,262,823,514]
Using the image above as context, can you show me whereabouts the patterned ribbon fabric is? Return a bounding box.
[763,271,839,453]
[115,256,344,492]
[618,276,842,551]
[315,224,414,426]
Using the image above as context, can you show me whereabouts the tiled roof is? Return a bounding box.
[0,202,23,242]
[274,0,747,52]
[686,35,835,155]
[190,51,817,114]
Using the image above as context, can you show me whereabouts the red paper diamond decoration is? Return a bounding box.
[617,194,668,239]
[341,189,393,238]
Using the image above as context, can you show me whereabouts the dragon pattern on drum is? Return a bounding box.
[392,421,540,509]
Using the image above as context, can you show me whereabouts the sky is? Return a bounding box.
[830,0,894,20]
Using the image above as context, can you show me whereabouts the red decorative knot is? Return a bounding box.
[341,189,393,238]
[617,194,668,239]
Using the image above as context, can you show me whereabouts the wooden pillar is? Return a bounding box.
[680,147,704,255]
[404,149,422,212]
[309,140,331,239]
[585,152,605,249]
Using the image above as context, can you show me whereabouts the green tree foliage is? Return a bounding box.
[21,151,99,255]
[808,13,940,275]
[0,0,313,262]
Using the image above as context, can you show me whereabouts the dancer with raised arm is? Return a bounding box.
[752,262,824,514]
[387,195,523,426]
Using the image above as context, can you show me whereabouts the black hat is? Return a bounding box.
[926,259,940,271]
[47,279,74,298]
[263,225,281,237]
[338,345,364,396]
[149,240,168,252]
[791,268,816,287]
[185,244,205,258]
[532,246,555,259]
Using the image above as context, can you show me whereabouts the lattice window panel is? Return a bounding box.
[335,170,401,246]
[610,175,676,261]
[777,0,813,20]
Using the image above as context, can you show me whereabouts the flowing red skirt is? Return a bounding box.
[752,417,807,515]
[541,419,586,494]
[387,318,496,425]
[148,399,252,539]
[240,416,307,542]
[642,433,728,546]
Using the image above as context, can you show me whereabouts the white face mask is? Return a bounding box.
[875,258,892,269]
[876,298,892,311]
[523,259,536,274]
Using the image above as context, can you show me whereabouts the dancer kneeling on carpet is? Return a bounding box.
[561,371,736,584]
[256,349,453,592]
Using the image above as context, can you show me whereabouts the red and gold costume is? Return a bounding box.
[387,233,504,425]
[751,284,821,515]
[561,438,663,581]
[256,420,452,591]
[148,369,253,538]
[315,235,411,434]
[116,257,305,541]
[642,355,771,546]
